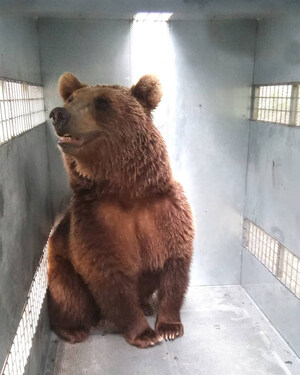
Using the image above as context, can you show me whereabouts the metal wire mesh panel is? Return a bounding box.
[0,246,48,375]
[278,248,300,296]
[251,83,300,126]
[243,218,300,299]
[0,78,46,145]
[296,88,300,126]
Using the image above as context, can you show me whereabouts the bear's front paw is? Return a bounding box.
[126,328,163,349]
[155,322,184,341]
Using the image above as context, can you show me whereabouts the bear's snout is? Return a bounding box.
[49,107,71,136]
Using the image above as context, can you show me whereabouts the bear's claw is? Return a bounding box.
[156,322,184,341]
[126,328,163,349]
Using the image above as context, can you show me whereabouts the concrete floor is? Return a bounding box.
[44,286,300,375]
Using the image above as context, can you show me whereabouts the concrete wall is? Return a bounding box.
[170,20,256,285]
[242,16,300,356]
[38,19,131,216]
[0,16,52,374]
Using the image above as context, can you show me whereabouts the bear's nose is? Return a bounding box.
[49,107,71,135]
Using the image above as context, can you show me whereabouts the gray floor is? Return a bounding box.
[44,286,300,375]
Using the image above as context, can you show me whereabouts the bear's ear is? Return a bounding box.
[58,72,86,101]
[131,75,162,111]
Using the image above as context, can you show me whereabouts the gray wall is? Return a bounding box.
[242,16,300,356]
[0,15,52,373]
[170,20,256,285]
[0,16,42,83]
[38,18,132,216]
[3,0,300,21]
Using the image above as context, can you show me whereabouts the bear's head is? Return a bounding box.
[50,73,171,195]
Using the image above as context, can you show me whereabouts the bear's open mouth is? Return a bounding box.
[58,132,100,147]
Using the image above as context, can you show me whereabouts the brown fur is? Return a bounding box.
[48,72,194,348]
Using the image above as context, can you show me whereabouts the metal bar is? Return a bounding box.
[289,84,299,125]
[251,86,259,120]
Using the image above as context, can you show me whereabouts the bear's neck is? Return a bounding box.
[64,150,173,200]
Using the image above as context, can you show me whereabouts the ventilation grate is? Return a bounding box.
[0,246,48,375]
[0,78,46,145]
[251,83,300,126]
[243,218,300,299]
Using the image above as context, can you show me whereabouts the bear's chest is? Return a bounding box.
[78,198,172,269]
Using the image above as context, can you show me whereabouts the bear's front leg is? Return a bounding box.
[48,213,101,344]
[155,257,190,341]
[77,262,163,348]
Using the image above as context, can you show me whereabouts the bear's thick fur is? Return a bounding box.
[48,73,194,348]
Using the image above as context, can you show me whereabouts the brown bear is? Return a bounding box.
[48,72,194,348]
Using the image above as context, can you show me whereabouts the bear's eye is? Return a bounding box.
[95,97,109,111]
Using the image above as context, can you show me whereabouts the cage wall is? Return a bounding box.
[0,10,300,375]
[0,16,52,375]
[242,15,300,356]
[169,20,256,285]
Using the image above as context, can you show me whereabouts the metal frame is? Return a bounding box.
[243,218,300,299]
[251,82,300,126]
[0,77,46,146]
[0,246,48,375]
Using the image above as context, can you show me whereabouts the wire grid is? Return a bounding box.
[1,246,48,375]
[243,218,300,299]
[252,84,293,125]
[0,78,46,145]
[296,87,300,126]
[278,248,300,298]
